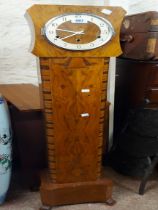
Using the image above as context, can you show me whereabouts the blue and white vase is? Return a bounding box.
[0,95,12,205]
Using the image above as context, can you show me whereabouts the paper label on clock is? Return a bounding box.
[71,19,88,24]
[101,9,112,15]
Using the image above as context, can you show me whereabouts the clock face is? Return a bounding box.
[43,13,115,51]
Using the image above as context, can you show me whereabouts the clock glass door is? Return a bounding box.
[44,13,115,50]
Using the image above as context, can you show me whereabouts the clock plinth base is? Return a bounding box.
[40,170,115,208]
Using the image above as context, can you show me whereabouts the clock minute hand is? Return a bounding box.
[57,28,84,34]
[61,31,84,40]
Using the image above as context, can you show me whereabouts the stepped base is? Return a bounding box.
[40,170,115,209]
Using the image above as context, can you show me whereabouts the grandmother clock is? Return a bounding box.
[26,5,125,209]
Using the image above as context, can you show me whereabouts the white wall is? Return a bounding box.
[109,0,129,12]
[109,0,158,14]
[128,0,158,14]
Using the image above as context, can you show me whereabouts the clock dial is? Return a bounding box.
[43,13,115,51]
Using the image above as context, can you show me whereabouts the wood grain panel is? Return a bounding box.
[0,84,41,111]
[40,57,110,183]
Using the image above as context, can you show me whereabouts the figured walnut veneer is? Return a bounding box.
[40,57,109,183]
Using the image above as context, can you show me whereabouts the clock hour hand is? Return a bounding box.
[61,31,84,40]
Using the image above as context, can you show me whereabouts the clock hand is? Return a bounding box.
[57,28,84,34]
[61,31,84,40]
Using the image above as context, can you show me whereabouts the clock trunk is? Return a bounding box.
[40,57,109,183]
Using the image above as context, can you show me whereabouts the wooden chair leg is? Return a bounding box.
[139,154,158,195]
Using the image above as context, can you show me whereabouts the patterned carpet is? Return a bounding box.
[1,167,158,210]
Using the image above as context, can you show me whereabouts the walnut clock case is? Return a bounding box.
[26,5,125,209]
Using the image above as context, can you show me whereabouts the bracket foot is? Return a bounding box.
[105,198,116,206]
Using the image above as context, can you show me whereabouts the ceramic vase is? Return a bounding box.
[0,95,12,205]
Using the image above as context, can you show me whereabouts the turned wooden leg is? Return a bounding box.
[39,205,52,210]
[105,198,116,206]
